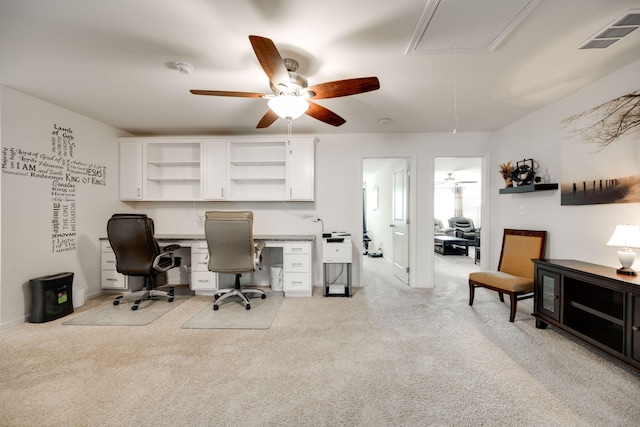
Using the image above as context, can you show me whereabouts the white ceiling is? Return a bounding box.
[1,0,639,136]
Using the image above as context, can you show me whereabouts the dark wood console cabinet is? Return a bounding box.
[533,259,640,371]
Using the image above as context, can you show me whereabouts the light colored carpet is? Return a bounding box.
[0,254,639,426]
[62,286,192,326]
[182,290,284,329]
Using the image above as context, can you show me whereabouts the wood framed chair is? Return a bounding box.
[468,229,547,322]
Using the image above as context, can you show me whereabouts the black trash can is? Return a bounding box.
[29,272,74,323]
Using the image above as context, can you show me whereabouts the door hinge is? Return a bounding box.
[406,267,410,273]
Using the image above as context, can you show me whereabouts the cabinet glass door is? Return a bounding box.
[537,268,560,321]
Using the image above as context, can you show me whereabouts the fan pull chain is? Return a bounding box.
[287,117,293,143]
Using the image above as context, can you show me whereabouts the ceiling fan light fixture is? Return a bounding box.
[268,95,309,120]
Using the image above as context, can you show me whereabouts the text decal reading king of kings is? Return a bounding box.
[1,123,107,253]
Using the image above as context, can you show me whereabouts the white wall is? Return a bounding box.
[0,86,127,328]
[137,132,492,289]
[490,58,640,269]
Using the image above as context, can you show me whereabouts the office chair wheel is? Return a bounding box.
[168,297,174,302]
[261,294,266,299]
[246,303,251,310]
[113,300,120,306]
[131,305,139,311]
[213,304,219,311]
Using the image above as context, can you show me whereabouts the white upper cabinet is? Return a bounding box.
[203,141,226,200]
[119,140,143,200]
[119,136,315,201]
[286,138,315,201]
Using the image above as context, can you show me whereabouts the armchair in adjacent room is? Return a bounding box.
[107,214,182,310]
[468,229,547,322]
[448,216,478,242]
[204,211,266,310]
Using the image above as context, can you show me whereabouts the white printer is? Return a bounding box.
[322,232,352,263]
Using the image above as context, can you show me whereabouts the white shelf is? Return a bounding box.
[148,161,200,166]
[230,160,285,166]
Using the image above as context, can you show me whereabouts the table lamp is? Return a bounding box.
[606,224,640,275]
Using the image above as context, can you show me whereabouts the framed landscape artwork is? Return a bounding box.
[561,90,640,206]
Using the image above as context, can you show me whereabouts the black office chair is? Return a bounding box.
[107,214,181,310]
[204,211,266,310]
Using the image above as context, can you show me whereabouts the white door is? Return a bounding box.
[391,164,409,284]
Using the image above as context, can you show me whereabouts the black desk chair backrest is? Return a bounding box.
[107,214,159,276]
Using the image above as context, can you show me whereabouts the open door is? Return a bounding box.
[391,163,409,284]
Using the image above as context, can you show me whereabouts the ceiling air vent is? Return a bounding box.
[578,9,640,50]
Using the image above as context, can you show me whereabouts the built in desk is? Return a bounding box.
[100,234,315,297]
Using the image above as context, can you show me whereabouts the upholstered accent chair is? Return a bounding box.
[468,229,547,322]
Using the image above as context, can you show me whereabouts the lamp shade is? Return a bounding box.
[606,225,640,248]
[268,95,309,120]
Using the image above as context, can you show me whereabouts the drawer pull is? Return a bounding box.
[291,281,302,285]
[198,279,209,283]
[292,263,303,267]
[106,260,116,264]
[291,248,302,252]
[106,278,118,281]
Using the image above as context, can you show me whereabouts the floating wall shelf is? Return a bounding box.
[499,183,559,194]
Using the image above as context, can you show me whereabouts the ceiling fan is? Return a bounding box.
[190,35,380,128]
[438,172,478,185]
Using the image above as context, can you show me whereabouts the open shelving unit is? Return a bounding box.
[145,142,201,200]
[228,140,286,200]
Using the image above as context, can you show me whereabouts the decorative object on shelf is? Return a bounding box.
[511,158,542,186]
[498,161,515,187]
[606,224,640,275]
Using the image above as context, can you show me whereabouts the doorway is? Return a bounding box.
[433,157,483,285]
[363,157,410,286]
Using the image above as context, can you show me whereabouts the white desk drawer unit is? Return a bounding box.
[100,241,127,289]
[283,242,312,297]
[190,241,217,292]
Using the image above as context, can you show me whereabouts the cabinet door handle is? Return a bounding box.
[633,326,639,331]
[221,188,224,198]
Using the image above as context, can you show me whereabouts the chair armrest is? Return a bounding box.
[153,245,181,272]
[254,240,266,270]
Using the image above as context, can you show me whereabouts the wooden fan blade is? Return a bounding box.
[307,77,380,100]
[257,109,279,128]
[190,90,267,98]
[305,102,346,127]
[249,35,290,88]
